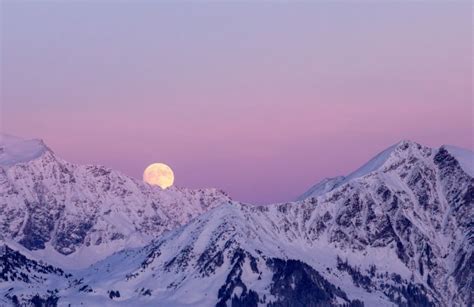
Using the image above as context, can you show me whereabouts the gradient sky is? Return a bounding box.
[1,1,472,204]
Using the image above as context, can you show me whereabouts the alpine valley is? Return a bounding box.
[0,134,472,307]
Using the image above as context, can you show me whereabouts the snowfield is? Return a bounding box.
[1,135,472,306]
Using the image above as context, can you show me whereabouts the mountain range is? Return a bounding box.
[0,134,472,306]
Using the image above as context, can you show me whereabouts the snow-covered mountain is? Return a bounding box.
[0,244,73,306]
[296,143,399,201]
[298,141,473,201]
[1,137,472,306]
[0,134,231,268]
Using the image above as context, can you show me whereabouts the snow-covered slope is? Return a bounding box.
[0,134,48,166]
[298,141,473,200]
[296,176,345,201]
[0,243,74,306]
[0,134,231,268]
[443,145,474,177]
[297,143,398,201]
[1,138,472,306]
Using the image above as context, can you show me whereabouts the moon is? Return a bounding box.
[143,163,174,189]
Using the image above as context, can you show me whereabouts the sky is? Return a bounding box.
[1,1,472,204]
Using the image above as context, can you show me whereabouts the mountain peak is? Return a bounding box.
[394,139,422,148]
[0,133,50,167]
[297,140,471,201]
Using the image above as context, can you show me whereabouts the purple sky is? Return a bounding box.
[1,2,472,204]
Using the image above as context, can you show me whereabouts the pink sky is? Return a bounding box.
[1,2,472,204]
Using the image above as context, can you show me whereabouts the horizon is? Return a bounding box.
[1,1,472,204]
[0,132,472,205]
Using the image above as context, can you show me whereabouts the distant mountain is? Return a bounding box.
[297,141,473,200]
[296,143,399,201]
[1,137,472,306]
[0,134,231,268]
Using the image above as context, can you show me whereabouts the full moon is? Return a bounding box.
[143,163,174,189]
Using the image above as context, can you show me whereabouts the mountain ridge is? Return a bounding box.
[0,135,472,306]
[67,139,471,306]
[297,140,473,201]
[0,134,232,268]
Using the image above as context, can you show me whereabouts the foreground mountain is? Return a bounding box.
[1,138,472,306]
[0,134,231,268]
[0,244,72,306]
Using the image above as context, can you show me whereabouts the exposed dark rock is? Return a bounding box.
[216,249,249,307]
[267,258,359,307]
[109,290,121,299]
[0,245,64,283]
